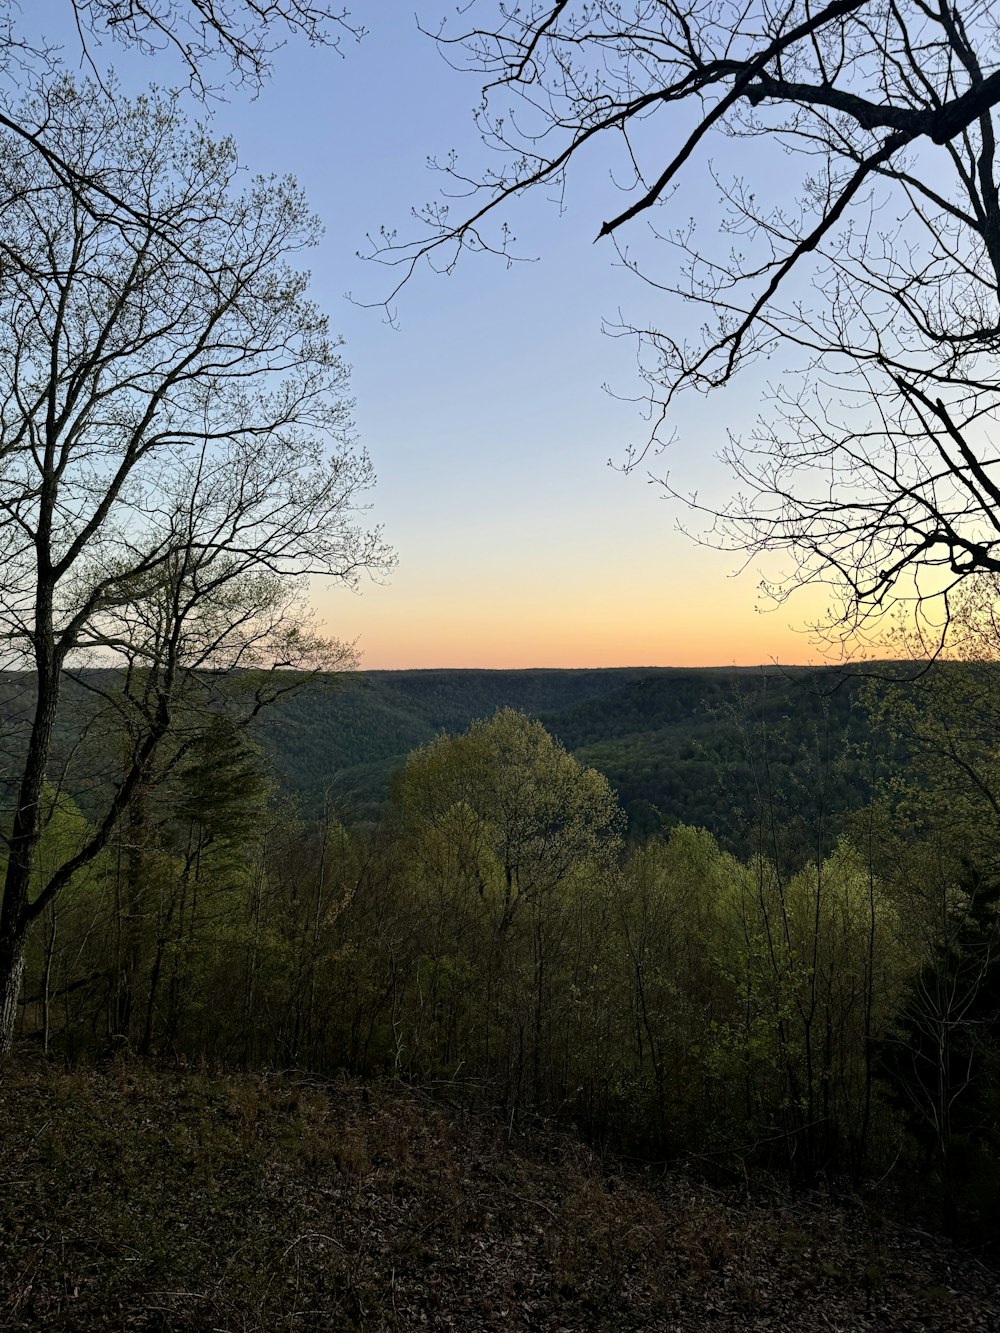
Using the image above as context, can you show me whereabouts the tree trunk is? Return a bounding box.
[0,635,60,1058]
[0,934,27,1059]
[112,797,150,1044]
[41,903,57,1056]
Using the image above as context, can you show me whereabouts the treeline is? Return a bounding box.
[9,681,1000,1233]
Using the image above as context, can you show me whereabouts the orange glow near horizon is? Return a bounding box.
[317,565,844,672]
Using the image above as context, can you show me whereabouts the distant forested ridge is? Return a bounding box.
[1,664,887,852]
[250,664,889,849]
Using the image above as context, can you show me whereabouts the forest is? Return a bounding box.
[252,664,881,841]
[6,650,1000,1240]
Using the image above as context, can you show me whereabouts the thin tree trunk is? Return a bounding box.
[41,904,58,1056]
[0,633,60,1058]
[113,796,150,1044]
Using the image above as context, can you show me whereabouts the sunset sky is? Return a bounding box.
[51,9,839,669]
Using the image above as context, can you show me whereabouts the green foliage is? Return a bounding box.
[250,665,888,854]
[2,664,892,856]
[879,862,1000,1218]
[12,683,1000,1234]
[395,709,623,920]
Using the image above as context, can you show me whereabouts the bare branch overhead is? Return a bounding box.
[379,1,1000,639]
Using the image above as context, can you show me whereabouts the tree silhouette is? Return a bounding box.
[382,1,1000,639]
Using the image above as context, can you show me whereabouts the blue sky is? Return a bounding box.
[40,6,831,668]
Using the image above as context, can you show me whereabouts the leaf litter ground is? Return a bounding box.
[0,1059,997,1330]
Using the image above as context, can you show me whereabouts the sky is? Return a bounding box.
[43,7,838,670]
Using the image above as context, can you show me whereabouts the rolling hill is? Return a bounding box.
[253,664,887,848]
[0,663,892,852]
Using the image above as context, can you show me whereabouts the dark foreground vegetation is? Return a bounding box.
[3,1059,1000,1332]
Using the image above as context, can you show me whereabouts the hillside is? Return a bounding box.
[0,663,890,847]
[254,664,885,844]
[252,666,664,807]
[2,1060,998,1332]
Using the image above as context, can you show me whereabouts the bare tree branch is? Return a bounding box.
[381,1,1000,642]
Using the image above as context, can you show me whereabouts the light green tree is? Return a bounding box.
[0,80,389,1056]
[392,709,623,1101]
[396,708,623,931]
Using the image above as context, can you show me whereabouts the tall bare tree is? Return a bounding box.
[0,77,389,1055]
[0,3,363,236]
[381,1,1000,640]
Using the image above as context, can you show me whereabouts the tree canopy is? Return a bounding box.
[395,707,623,929]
